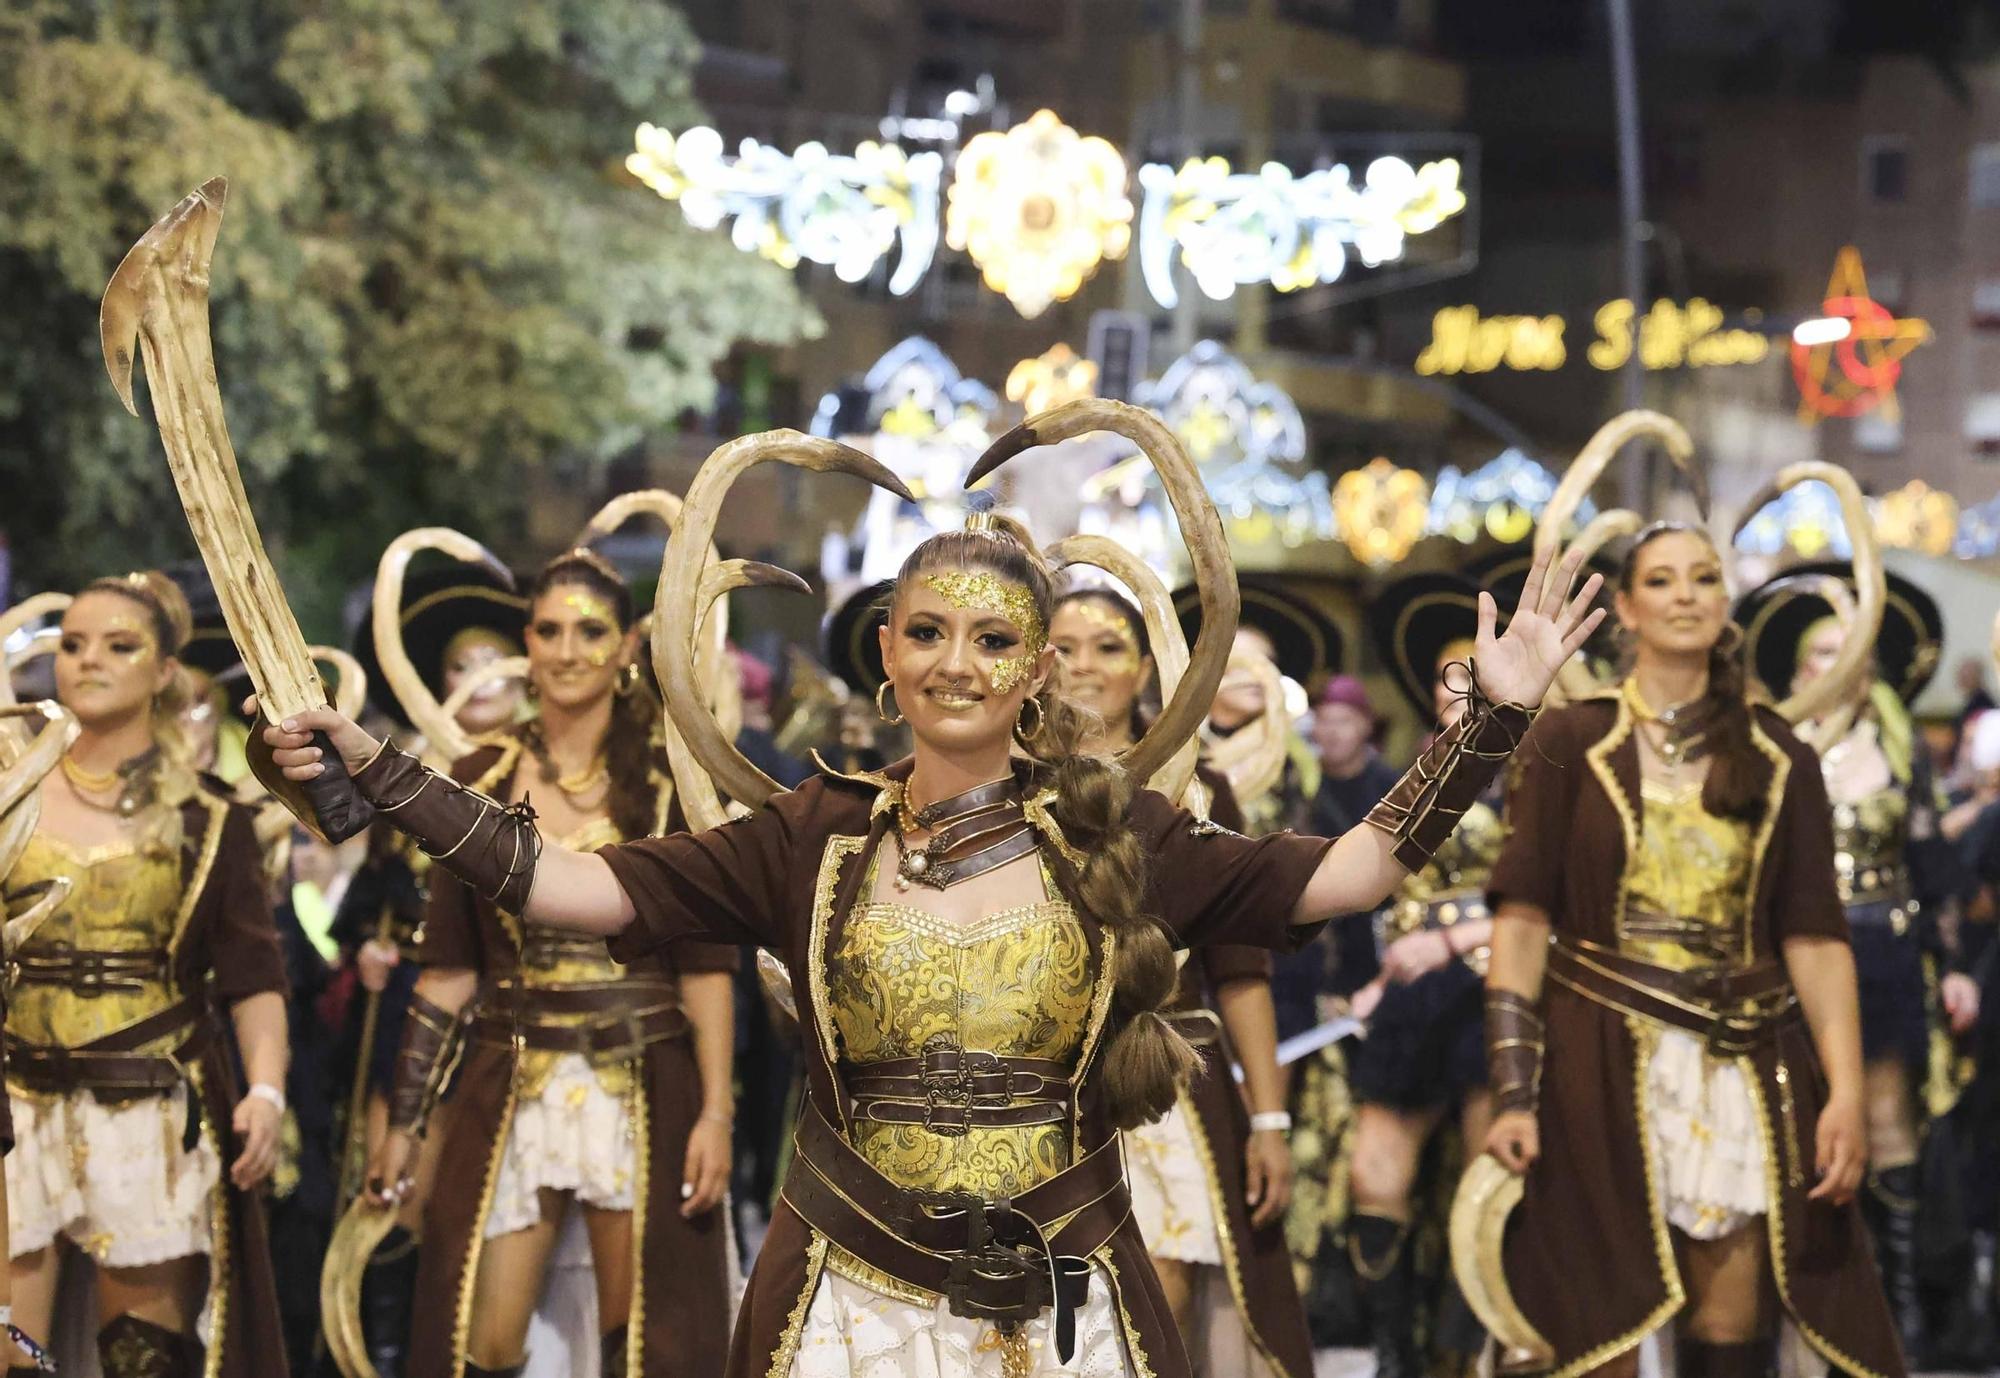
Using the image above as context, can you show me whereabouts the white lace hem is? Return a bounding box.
[485,1054,637,1239]
[1644,1028,1768,1240]
[1124,1102,1223,1265]
[791,1263,1133,1377]
[5,1084,218,1267]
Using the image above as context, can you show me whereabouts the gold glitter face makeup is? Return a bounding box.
[923,570,1047,697]
[561,591,618,627]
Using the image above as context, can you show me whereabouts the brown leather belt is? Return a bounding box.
[520,931,620,968]
[781,1102,1126,1363]
[5,997,217,1148]
[1548,941,1800,1056]
[11,946,171,993]
[471,983,687,1062]
[848,1039,1073,1134]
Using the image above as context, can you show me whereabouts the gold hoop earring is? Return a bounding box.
[617,661,641,697]
[875,682,904,725]
[1015,696,1045,741]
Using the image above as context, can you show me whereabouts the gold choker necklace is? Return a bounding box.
[61,755,122,794]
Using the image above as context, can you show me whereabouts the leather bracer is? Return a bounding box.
[354,742,542,917]
[1363,669,1533,872]
[1485,988,1545,1117]
[387,993,465,1138]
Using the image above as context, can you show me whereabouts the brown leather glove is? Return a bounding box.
[387,993,466,1137]
[1363,669,1533,872]
[354,743,542,917]
[1485,988,1545,1117]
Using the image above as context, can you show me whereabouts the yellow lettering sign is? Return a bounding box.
[1419,299,1772,375]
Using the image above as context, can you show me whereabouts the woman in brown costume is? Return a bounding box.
[1048,584,1311,1378]
[4,573,288,1377]
[258,402,1604,1378]
[1481,519,1903,1378]
[359,549,737,1378]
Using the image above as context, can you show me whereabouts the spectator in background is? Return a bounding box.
[1308,675,1400,838]
[1959,655,1996,728]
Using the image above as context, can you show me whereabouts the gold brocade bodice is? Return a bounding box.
[1830,789,1908,903]
[4,834,182,1058]
[827,888,1092,1200]
[1620,781,1756,971]
[502,817,638,1099]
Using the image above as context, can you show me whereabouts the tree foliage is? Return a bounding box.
[0,0,819,635]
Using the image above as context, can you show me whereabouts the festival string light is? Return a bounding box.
[1005,343,1099,415]
[627,124,941,294]
[944,110,1133,318]
[1136,155,1466,309]
[1333,458,1431,567]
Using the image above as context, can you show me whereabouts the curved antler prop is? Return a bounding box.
[655,433,914,813]
[439,656,530,725]
[970,400,1238,792]
[0,702,80,952]
[102,178,374,841]
[1207,652,1290,805]
[1047,535,1199,803]
[311,646,368,723]
[0,593,72,716]
[371,528,515,764]
[1729,461,1884,726]
[1532,410,1706,569]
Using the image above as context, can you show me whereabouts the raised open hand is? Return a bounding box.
[1471,541,1606,708]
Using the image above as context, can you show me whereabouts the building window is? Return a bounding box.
[1854,410,1903,453]
[1971,143,2000,209]
[1975,280,2000,329]
[1863,137,1909,204]
[1971,394,2000,457]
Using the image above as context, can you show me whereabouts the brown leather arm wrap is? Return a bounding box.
[1485,988,1545,1117]
[387,993,466,1137]
[1363,669,1533,872]
[354,742,542,918]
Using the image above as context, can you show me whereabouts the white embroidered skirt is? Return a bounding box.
[1123,1101,1223,1266]
[5,1084,219,1267]
[485,1053,637,1239]
[1643,1027,1768,1240]
[792,1263,1132,1377]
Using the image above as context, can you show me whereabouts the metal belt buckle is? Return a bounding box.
[919,1033,977,1135]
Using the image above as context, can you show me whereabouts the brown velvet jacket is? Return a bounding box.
[1487,694,1904,1378]
[410,733,739,1378]
[600,755,1333,1378]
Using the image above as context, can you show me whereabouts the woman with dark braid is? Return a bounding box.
[254,405,1603,1378]
[4,573,288,1378]
[358,549,737,1378]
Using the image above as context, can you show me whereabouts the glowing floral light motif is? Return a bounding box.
[628,124,941,294]
[1874,479,1959,557]
[1426,449,1593,545]
[945,110,1133,318]
[1733,480,1852,560]
[1005,344,1099,415]
[1137,155,1466,309]
[1334,458,1431,566]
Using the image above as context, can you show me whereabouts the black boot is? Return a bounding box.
[362,1225,421,1378]
[98,1314,201,1378]
[1678,1336,1775,1378]
[462,1364,523,1378]
[1870,1164,1926,1365]
[600,1324,630,1378]
[1351,1210,1422,1378]
[1935,1227,2000,1368]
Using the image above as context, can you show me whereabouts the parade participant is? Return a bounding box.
[333,549,527,1375]
[1477,442,1902,1378]
[256,399,1605,1378]
[1347,573,1505,1377]
[355,547,737,1378]
[1050,584,1312,1378]
[3,573,289,1378]
[1737,563,1964,1358]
